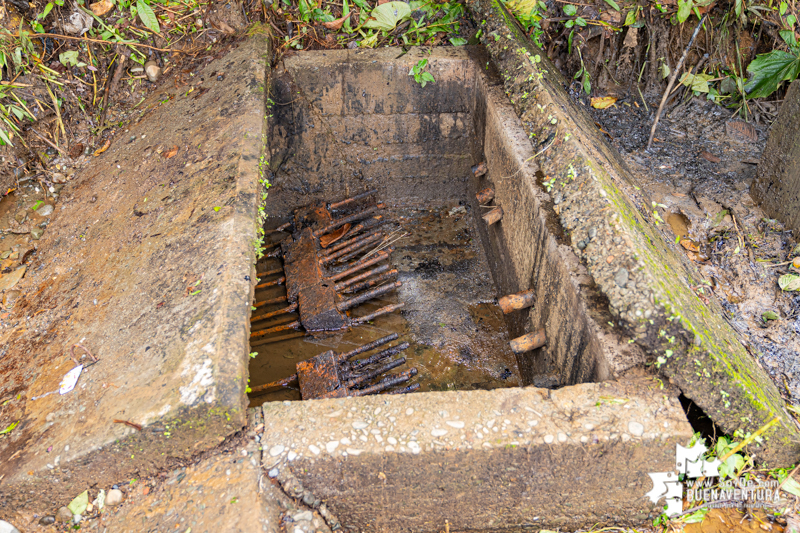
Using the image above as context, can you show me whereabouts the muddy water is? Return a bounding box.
[248,205,520,405]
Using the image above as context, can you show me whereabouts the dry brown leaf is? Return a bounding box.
[590,96,617,109]
[214,20,236,34]
[321,14,349,30]
[699,151,720,163]
[89,0,114,16]
[93,139,111,157]
[163,145,179,159]
[319,223,351,248]
[680,239,700,252]
[0,266,26,292]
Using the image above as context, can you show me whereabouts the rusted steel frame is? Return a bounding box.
[250,320,301,339]
[337,281,401,312]
[253,295,288,309]
[320,232,383,265]
[498,289,535,314]
[335,333,399,363]
[509,328,546,354]
[250,303,298,322]
[384,382,420,395]
[248,373,298,395]
[341,269,398,294]
[345,357,407,389]
[328,189,378,210]
[334,264,391,292]
[476,187,495,204]
[346,342,410,372]
[256,267,284,278]
[325,227,384,256]
[255,276,286,290]
[350,302,405,325]
[336,234,388,263]
[267,222,292,234]
[351,366,417,396]
[330,249,392,281]
[313,206,378,237]
[249,331,305,346]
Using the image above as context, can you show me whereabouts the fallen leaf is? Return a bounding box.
[163,145,179,159]
[319,223,351,248]
[321,14,349,30]
[699,151,720,163]
[0,421,18,435]
[89,0,114,16]
[591,96,617,109]
[0,266,26,292]
[762,310,779,321]
[69,143,84,158]
[213,20,235,34]
[68,490,89,516]
[680,239,700,252]
[93,139,111,156]
[779,273,800,291]
[783,476,800,497]
[362,1,411,30]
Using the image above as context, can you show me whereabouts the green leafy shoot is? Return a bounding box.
[409,58,435,87]
[745,31,800,99]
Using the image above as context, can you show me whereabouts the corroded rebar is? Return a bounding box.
[334,264,391,292]
[250,320,301,339]
[314,206,379,237]
[250,303,298,322]
[336,333,399,363]
[248,374,298,395]
[331,249,393,281]
[384,382,420,395]
[325,227,384,255]
[253,295,288,309]
[355,368,418,396]
[345,357,407,389]
[341,269,398,294]
[321,232,383,265]
[347,342,410,372]
[351,302,405,325]
[256,267,284,278]
[337,281,401,312]
[328,189,377,210]
[255,276,286,290]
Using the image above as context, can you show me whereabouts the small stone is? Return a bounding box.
[445,421,465,429]
[387,437,397,445]
[144,60,162,83]
[287,451,297,461]
[558,432,567,442]
[405,408,414,415]
[37,204,54,217]
[606,255,615,264]
[269,445,285,457]
[588,227,597,239]
[0,520,20,533]
[407,441,420,454]
[352,421,368,429]
[293,510,313,522]
[268,468,279,478]
[431,429,448,437]
[309,444,320,455]
[52,173,68,184]
[325,441,339,453]
[56,507,73,523]
[577,240,587,250]
[628,421,645,437]
[38,516,56,526]
[30,227,44,240]
[614,268,629,288]
[346,448,363,456]
[544,434,555,444]
[105,488,124,507]
[553,192,563,205]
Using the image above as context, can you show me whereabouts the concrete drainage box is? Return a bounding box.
[256,47,693,532]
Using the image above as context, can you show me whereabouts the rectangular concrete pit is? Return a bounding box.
[262,376,693,532]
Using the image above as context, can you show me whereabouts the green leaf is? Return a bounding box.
[582,69,591,94]
[603,0,620,10]
[362,1,411,30]
[59,50,86,67]
[575,16,587,26]
[449,37,467,46]
[0,129,13,146]
[779,273,800,291]
[682,508,709,524]
[624,9,636,25]
[660,62,671,78]
[679,72,713,93]
[677,0,692,23]
[762,310,780,321]
[565,19,575,27]
[68,490,89,515]
[789,14,798,27]
[735,0,743,18]
[780,0,788,15]
[563,4,577,15]
[783,477,800,497]
[136,0,160,34]
[0,420,18,434]
[745,50,800,98]
[420,71,435,83]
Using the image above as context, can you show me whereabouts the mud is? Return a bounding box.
[588,94,800,406]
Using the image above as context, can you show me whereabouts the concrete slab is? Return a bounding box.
[261,376,694,532]
[0,36,268,512]
[464,0,800,465]
[752,79,800,232]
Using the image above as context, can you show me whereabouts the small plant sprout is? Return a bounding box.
[409,58,435,87]
[249,351,258,359]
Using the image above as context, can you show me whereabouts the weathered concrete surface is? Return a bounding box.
[0,36,268,513]
[464,0,800,465]
[266,47,644,388]
[261,376,693,532]
[752,79,800,232]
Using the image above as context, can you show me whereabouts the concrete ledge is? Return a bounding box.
[0,36,268,512]
[465,0,800,465]
[261,377,693,532]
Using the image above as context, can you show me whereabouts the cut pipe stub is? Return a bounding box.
[476,187,495,204]
[510,329,546,354]
[482,206,503,225]
[498,289,535,314]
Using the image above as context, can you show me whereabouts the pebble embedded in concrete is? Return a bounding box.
[614,267,629,288]
[56,507,73,523]
[628,421,645,436]
[0,520,20,533]
[105,488,124,507]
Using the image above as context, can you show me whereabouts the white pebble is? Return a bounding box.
[431,429,448,437]
[544,434,554,444]
[628,421,644,436]
[269,445,285,457]
[346,448,363,456]
[387,437,398,445]
[287,451,297,461]
[446,421,465,429]
[326,441,340,453]
[309,444,321,456]
[405,408,414,415]
[558,433,567,442]
[352,421,368,429]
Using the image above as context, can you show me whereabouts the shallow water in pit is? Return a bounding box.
[248,204,521,405]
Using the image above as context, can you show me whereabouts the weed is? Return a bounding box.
[409,58,435,87]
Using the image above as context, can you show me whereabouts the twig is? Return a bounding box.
[719,417,779,462]
[646,14,707,150]
[29,127,66,156]
[26,32,186,53]
[113,419,143,431]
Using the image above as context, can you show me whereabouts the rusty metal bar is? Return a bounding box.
[509,328,546,354]
[313,206,379,237]
[255,276,286,290]
[256,267,284,278]
[248,373,298,395]
[250,320,301,339]
[250,331,305,346]
[498,289,535,314]
[250,303,298,322]
[351,302,405,326]
[334,264,391,292]
[354,368,418,396]
[347,342,410,371]
[339,216,384,242]
[476,187,495,204]
[253,295,288,309]
[337,281,401,312]
[345,357,407,389]
[328,189,378,210]
[341,269,398,294]
[336,235,388,263]
[321,232,383,265]
[325,227,384,255]
[331,249,392,281]
[482,206,503,225]
[267,222,292,234]
[384,382,420,395]
[350,245,395,267]
[336,333,399,363]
